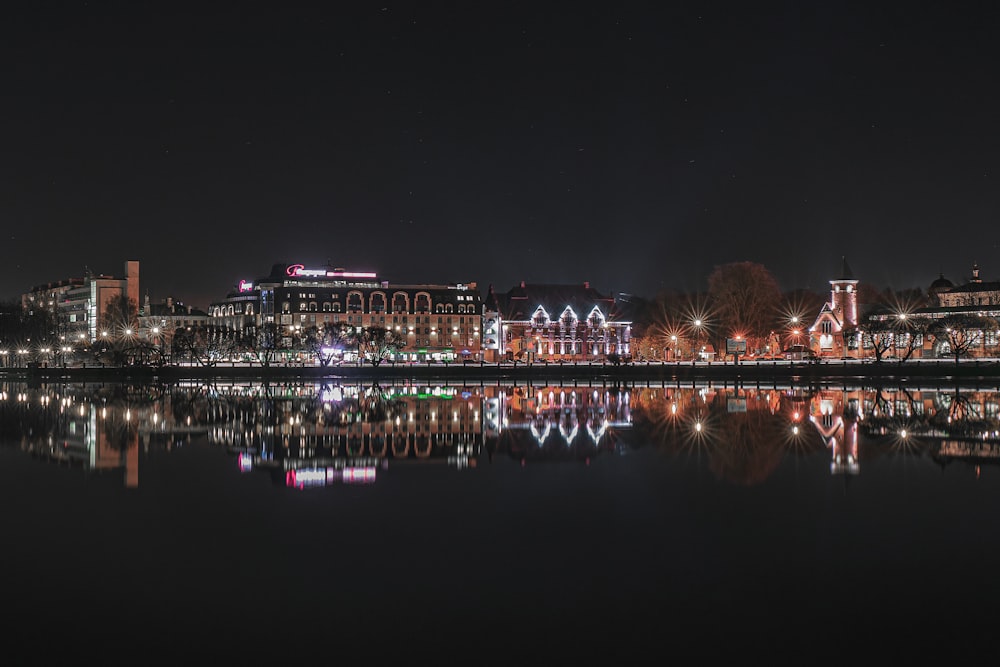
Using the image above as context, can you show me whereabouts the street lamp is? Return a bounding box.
[692,319,704,361]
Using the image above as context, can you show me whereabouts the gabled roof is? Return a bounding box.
[813,302,841,328]
[494,282,624,322]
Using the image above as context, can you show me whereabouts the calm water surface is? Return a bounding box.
[2,378,998,662]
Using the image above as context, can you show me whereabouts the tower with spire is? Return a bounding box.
[829,256,858,329]
[808,257,859,358]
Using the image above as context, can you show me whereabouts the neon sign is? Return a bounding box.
[285,264,377,279]
[238,279,254,292]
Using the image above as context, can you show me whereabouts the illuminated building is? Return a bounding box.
[808,258,1000,360]
[482,281,631,363]
[138,295,209,353]
[21,260,140,344]
[209,262,483,362]
[808,256,858,358]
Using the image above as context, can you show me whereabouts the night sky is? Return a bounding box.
[4,2,999,308]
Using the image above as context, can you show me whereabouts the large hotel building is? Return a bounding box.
[209,262,484,362]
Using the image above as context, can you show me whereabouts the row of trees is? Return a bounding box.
[170,321,404,368]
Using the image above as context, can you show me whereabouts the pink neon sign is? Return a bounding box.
[285,264,377,279]
[238,280,254,292]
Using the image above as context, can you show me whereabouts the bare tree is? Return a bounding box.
[892,315,931,362]
[171,326,214,367]
[859,318,897,363]
[235,322,280,367]
[349,326,404,366]
[707,262,782,355]
[928,314,1000,363]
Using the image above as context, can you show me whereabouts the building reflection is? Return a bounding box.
[1,379,999,488]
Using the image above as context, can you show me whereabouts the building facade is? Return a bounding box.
[808,257,859,358]
[209,262,483,362]
[482,281,631,363]
[812,260,1000,360]
[138,295,209,354]
[21,260,140,345]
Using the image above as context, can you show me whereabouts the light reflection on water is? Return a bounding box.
[4,377,1000,661]
[2,378,998,488]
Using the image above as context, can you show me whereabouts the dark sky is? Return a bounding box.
[4,2,999,308]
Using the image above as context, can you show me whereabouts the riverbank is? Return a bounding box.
[4,358,1000,384]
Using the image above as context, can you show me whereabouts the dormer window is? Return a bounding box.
[531,306,549,327]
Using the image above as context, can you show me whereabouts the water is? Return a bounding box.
[2,378,998,662]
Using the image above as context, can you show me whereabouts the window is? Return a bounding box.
[347,292,363,312]
[393,293,408,312]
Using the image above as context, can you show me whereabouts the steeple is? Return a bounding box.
[829,256,859,328]
[835,256,855,282]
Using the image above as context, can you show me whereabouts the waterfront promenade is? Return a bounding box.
[5,357,1000,385]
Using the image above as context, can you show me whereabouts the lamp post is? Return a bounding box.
[786,316,800,352]
[693,319,704,361]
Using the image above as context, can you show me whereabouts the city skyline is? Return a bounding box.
[5,3,999,308]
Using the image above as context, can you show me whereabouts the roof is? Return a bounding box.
[942,280,1000,294]
[832,256,856,282]
[929,273,954,291]
[494,282,624,322]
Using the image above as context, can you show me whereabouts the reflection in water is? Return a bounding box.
[1,379,999,488]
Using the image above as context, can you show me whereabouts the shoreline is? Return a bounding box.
[3,358,1000,384]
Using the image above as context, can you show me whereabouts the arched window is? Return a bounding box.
[392,292,408,312]
[371,292,386,313]
[415,293,431,313]
[347,292,363,312]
